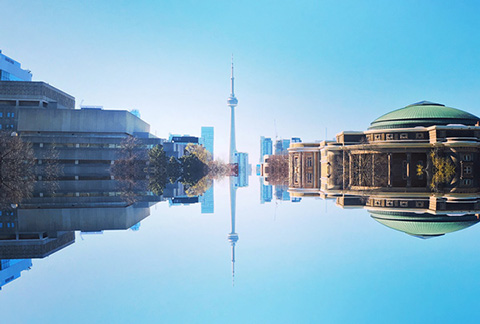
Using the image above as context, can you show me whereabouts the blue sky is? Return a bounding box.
[2,0,480,161]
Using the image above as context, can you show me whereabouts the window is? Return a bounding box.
[400,201,408,207]
[374,134,382,140]
[306,157,313,167]
[463,179,473,186]
[306,173,313,183]
[386,200,394,207]
[415,133,424,139]
[10,112,14,118]
[464,166,472,175]
[7,112,10,118]
[0,112,3,118]
[415,201,424,208]
[374,200,382,206]
[463,154,473,162]
[400,133,408,139]
[402,161,408,180]
[386,134,394,140]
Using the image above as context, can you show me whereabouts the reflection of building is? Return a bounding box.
[275,185,290,201]
[200,182,214,214]
[0,50,32,81]
[0,199,155,259]
[0,259,32,290]
[370,212,480,239]
[260,178,272,204]
[288,101,480,238]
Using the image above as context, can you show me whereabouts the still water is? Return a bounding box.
[1,175,480,324]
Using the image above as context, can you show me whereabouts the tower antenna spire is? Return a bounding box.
[230,54,235,96]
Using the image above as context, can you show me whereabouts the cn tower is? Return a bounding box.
[227,57,238,163]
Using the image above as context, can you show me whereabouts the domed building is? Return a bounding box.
[286,101,480,238]
[289,100,480,196]
[369,101,480,130]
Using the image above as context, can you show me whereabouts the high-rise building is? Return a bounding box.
[0,50,32,81]
[200,126,214,157]
[260,136,273,162]
[274,139,290,155]
[274,137,301,155]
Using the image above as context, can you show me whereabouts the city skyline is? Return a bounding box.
[3,2,480,164]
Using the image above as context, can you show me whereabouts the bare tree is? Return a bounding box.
[111,136,149,203]
[264,154,289,186]
[0,132,36,207]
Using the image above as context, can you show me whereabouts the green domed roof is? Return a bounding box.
[369,101,480,130]
[370,210,480,238]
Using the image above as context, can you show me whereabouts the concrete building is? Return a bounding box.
[286,101,480,237]
[0,81,161,187]
[0,50,32,81]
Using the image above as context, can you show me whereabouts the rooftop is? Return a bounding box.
[369,101,480,130]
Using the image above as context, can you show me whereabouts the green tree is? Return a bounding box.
[148,144,169,196]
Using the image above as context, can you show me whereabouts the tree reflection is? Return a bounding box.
[112,139,229,200]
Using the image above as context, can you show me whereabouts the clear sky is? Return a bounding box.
[2,0,480,161]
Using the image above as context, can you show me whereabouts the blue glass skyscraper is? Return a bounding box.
[0,50,32,81]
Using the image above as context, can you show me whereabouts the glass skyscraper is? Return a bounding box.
[0,50,32,81]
